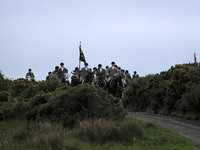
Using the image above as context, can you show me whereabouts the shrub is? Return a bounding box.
[176,84,200,113]
[0,70,12,91]
[0,91,12,102]
[12,121,63,149]
[25,84,127,128]
[18,79,64,100]
[123,63,200,114]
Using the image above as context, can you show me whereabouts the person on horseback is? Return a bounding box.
[121,69,125,79]
[96,64,106,88]
[106,62,119,89]
[26,68,35,80]
[125,70,132,84]
[133,71,139,79]
[46,72,52,81]
[71,67,79,79]
[52,66,59,74]
[105,66,109,80]
[58,62,68,84]
[93,67,97,84]
[97,64,106,79]
[80,63,90,83]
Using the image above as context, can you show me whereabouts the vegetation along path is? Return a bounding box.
[127,112,200,146]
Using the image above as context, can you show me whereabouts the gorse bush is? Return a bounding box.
[176,84,200,113]
[0,70,12,91]
[25,84,126,128]
[123,63,200,117]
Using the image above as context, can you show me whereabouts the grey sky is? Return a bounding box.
[0,0,199,81]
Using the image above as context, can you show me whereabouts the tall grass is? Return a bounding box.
[78,118,144,144]
[12,121,63,149]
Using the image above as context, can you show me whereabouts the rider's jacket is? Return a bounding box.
[80,67,90,78]
[26,72,35,79]
[97,68,106,79]
[125,73,132,83]
[108,67,119,78]
[58,67,68,79]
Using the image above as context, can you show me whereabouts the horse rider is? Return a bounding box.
[58,62,68,83]
[51,69,58,80]
[71,67,80,79]
[105,66,109,80]
[97,64,106,80]
[117,66,122,76]
[133,71,139,79]
[121,69,125,79]
[93,67,97,83]
[125,70,132,84]
[79,63,90,83]
[52,66,59,74]
[106,61,119,87]
[46,72,52,81]
[26,68,35,80]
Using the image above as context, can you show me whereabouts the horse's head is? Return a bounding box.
[87,72,94,83]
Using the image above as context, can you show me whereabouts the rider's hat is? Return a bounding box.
[121,69,124,72]
[111,61,115,64]
[75,67,79,70]
[60,62,64,66]
[85,63,88,66]
[28,68,31,71]
[125,70,129,74]
[134,71,137,73]
[48,71,51,74]
[55,66,59,69]
[93,67,97,70]
[105,66,109,68]
[98,64,102,67]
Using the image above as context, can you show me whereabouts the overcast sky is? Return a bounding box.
[0,0,200,81]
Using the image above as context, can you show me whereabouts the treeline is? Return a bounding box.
[123,63,200,119]
[0,72,126,127]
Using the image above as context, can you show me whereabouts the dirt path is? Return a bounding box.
[127,111,200,145]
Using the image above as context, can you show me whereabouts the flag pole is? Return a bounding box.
[79,41,81,70]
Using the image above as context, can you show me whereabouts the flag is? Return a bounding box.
[79,45,86,63]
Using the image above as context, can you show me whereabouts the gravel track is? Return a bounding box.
[127,111,200,146]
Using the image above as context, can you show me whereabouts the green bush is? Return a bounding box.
[25,84,127,128]
[0,91,12,102]
[176,84,200,113]
[0,70,12,91]
[10,78,33,98]
[123,63,200,115]
[18,80,64,100]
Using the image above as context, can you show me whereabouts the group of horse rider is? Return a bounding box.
[26,61,139,87]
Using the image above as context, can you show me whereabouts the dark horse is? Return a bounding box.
[82,72,94,84]
[71,72,94,86]
[95,76,107,90]
[109,76,123,98]
[71,77,79,87]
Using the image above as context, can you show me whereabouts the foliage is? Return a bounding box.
[0,71,12,91]
[176,84,200,113]
[25,84,126,128]
[0,91,12,102]
[123,63,200,116]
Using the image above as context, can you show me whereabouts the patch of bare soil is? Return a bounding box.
[127,111,200,146]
